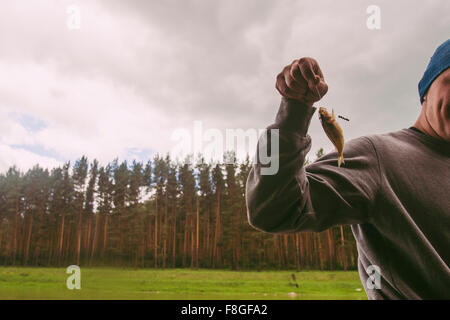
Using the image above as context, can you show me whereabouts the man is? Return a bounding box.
[246,39,450,299]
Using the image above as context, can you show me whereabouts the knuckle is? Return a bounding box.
[290,65,301,80]
[285,76,294,89]
[276,72,284,83]
[283,66,289,76]
[290,60,298,70]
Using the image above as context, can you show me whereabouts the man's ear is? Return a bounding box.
[422,95,427,108]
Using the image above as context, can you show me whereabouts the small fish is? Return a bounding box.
[318,107,345,167]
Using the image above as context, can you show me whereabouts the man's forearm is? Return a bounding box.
[246,98,316,233]
[270,98,316,135]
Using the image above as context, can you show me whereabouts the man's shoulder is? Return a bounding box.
[342,129,417,161]
[349,129,412,150]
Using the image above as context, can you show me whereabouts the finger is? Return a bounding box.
[283,65,306,93]
[276,72,304,100]
[291,59,321,92]
[290,60,303,82]
[275,73,293,98]
[299,58,321,90]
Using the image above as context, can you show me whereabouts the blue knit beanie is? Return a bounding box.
[418,39,450,104]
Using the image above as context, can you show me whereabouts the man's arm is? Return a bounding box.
[246,98,381,233]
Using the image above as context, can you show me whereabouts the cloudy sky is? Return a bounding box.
[0,0,449,172]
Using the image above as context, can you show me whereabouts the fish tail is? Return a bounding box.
[338,154,345,167]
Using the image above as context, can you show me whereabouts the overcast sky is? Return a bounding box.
[0,0,449,172]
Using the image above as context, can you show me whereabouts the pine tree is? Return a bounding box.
[22,166,50,266]
[111,159,129,261]
[224,152,242,270]
[51,162,74,266]
[96,165,114,262]
[196,157,212,268]
[83,160,98,263]
[72,156,88,265]
[178,157,196,268]
[128,160,145,267]
[0,173,6,261]
[143,160,153,266]
[166,158,178,268]
[152,155,167,267]
[211,163,224,267]
[3,167,23,265]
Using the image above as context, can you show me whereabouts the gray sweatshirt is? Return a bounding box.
[246,98,450,299]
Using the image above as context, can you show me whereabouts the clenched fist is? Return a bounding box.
[276,57,328,106]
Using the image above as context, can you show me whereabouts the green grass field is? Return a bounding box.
[0,267,367,300]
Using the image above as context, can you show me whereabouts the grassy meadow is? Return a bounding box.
[0,267,367,300]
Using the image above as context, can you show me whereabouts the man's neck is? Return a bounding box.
[413,109,443,140]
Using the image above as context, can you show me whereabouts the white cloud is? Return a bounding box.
[0,0,448,172]
[0,144,61,172]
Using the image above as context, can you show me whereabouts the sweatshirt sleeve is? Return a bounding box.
[246,98,381,234]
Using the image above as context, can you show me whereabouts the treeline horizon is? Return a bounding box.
[0,150,358,270]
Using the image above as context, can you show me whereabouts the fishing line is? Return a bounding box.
[313,83,322,101]
[314,83,350,121]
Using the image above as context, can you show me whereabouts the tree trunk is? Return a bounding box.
[57,211,65,265]
[102,214,109,259]
[295,233,300,272]
[154,198,158,268]
[284,234,289,266]
[196,197,199,270]
[12,199,19,266]
[183,215,188,267]
[212,190,221,267]
[190,215,194,269]
[0,219,3,257]
[90,214,100,265]
[84,215,93,263]
[24,214,33,265]
[76,207,82,265]
[317,233,324,270]
[205,208,209,263]
[146,212,152,256]
[47,233,54,266]
[327,229,334,270]
[172,208,176,268]
[163,191,168,269]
